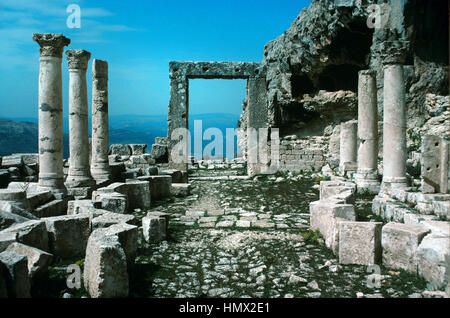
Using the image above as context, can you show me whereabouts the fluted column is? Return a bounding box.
[381,40,408,190]
[91,59,111,182]
[355,70,380,192]
[33,33,70,194]
[65,50,94,188]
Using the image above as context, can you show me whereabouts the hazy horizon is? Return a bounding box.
[0,0,310,118]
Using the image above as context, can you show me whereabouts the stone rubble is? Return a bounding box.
[1,0,450,298]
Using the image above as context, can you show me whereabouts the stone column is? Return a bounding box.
[355,70,380,192]
[91,59,111,182]
[65,50,94,188]
[247,77,269,176]
[381,42,408,190]
[339,120,358,174]
[167,65,189,171]
[33,33,70,195]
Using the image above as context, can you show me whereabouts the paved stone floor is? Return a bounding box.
[46,169,432,298]
[129,170,429,298]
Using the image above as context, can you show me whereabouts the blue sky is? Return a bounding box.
[0,0,310,118]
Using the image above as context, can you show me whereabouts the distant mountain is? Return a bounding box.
[0,113,242,158]
[0,118,70,158]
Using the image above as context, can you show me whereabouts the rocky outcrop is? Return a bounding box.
[263,0,449,147]
[263,0,373,132]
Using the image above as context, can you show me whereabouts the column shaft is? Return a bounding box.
[38,56,64,191]
[339,120,357,172]
[66,50,93,187]
[33,33,70,194]
[382,64,407,186]
[91,59,111,182]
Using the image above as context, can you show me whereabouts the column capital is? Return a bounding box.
[66,49,91,70]
[93,59,108,78]
[33,33,70,58]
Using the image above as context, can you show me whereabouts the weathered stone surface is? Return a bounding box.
[0,220,48,252]
[109,144,131,156]
[91,59,111,182]
[417,234,450,290]
[421,135,449,194]
[95,182,128,196]
[168,61,265,171]
[83,233,128,298]
[130,144,147,155]
[159,169,183,183]
[151,144,168,163]
[142,215,166,243]
[0,155,24,168]
[33,199,66,218]
[0,201,36,220]
[0,250,31,298]
[432,201,450,220]
[0,232,16,253]
[27,191,53,209]
[146,211,170,234]
[319,181,355,203]
[66,186,93,200]
[339,120,357,173]
[171,183,191,197]
[338,221,382,265]
[310,200,356,254]
[0,211,29,231]
[94,192,128,214]
[382,222,430,273]
[125,180,151,210]
[148,175,171,200]
[7,182,40,194]
[92,212,135,230]
[144,166,158,176]
[6,243,53,279]
[43,215,90,258]
[12,154,39,166]
[67,199,97,215]
[92,223,138,264]
[0,189,27,202]
[33,34,69,194]
[382,63,408,189]
[66,49,94,189]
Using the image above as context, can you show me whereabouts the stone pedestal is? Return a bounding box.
[381,63,407,191]
[339,120,357,175]
[91,59,111,182]
[33,34,70,195]
[65,50,94,191]
[355,70,380,193]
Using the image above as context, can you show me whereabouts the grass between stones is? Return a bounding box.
[44,168,429,298]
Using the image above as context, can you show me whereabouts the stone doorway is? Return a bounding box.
[167,61,268,174]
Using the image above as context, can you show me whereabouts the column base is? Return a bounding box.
[339,162,357,178]
[91,165,111,183]
[380,177,408,196]
[36,185,67,200]
[38,176,66,197]
[65,176,95,189]
[355,170,380,193]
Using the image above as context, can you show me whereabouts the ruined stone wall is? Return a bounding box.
[277,137,328,172]
[261,0,449,172]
